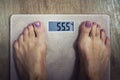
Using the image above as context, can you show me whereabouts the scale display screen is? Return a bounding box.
[49,21,74,31]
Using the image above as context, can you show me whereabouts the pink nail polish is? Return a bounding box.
[85,21,91,28]
[34,21,41,27]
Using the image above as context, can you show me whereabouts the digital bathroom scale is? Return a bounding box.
[10,14,110,80]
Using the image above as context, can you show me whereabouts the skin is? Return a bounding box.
[13,21,111,80]
[78,21,111,80]
[13,22,47,80]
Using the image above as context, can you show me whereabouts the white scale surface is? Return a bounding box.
[10,14,110,80]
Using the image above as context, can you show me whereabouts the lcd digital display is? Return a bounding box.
[49,21,74,31]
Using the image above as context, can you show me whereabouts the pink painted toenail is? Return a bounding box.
[34,21,41,27]
[85,21,91,28]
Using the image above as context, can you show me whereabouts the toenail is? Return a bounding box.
[85,21,91,28]
[97,24,100,27]
[101,29,106,34]
[34,21,41,27]
[28,23,32,26]
[101,29,104,32]
[92,22,96,25]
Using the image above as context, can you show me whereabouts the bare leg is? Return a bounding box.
[78,21,111,80]
[13,21,47,80]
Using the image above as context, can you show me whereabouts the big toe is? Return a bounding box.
[33,21,45,38]
[80,21,92,36]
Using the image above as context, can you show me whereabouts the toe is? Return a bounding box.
[96,24,101,38]
[13,40,19,58]
[13,40,19,50]
[18,34,24,45]
[23,28,29,41]
[80,21,92,36]
[105,37,110,47]
[100,29,106,43]
[28,24,35,38]
[33,21,45,38]
[90,22,97,37]
[105,37,111,56]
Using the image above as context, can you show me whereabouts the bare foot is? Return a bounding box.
[13,21,47,80]
[78,21,111,80]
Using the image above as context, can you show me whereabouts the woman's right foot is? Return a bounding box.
[78,21,111,80]
[13,21,47,80]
